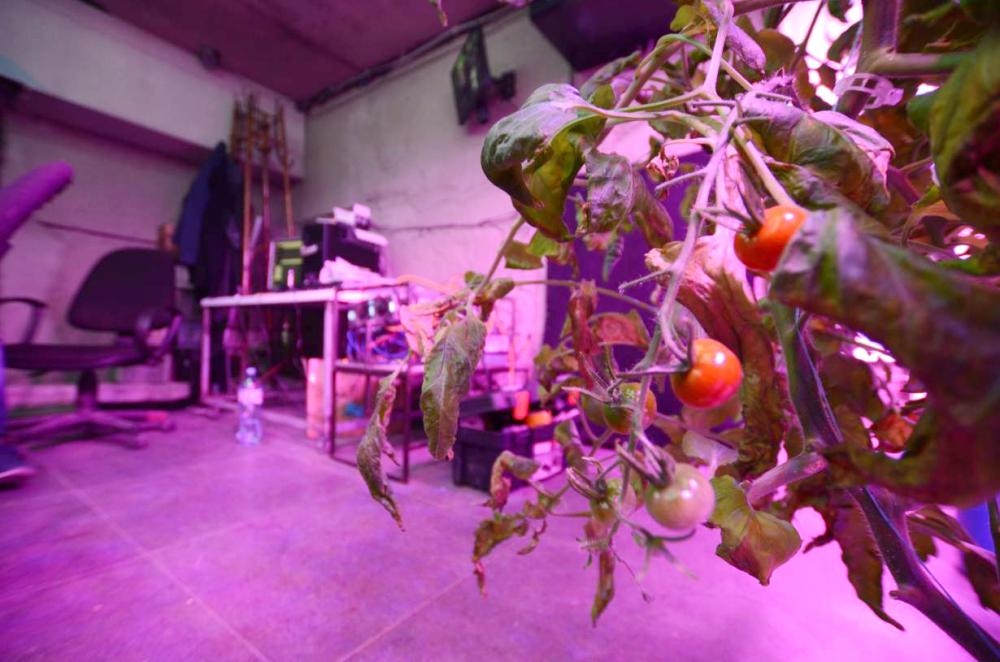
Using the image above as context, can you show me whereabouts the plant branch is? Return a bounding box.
[789,0,825,72]
[990,496,1000,580]
[745,452,828,505]
[732,0,815,14]
[867,52,969,78]
[617,40,684,109]
[837,0,902,118]
[475,217,525,299]
[732,130,795,207]
[773,303,1000,659]
[511,279,659,315]
[703,1,734,95]
[851,488,1000,661]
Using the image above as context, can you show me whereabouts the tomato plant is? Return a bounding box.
[358,1,1000,654]
[645,463,716,531]
[734,204,807,272]
[670,338,743,409]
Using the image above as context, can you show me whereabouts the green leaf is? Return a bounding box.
[481,84,605,239]
[630,171,674,249]
[670,5,699,32]
[426,0,447,26]
[590,310,650,349]
[486,450,539,511]
[502,240,544,270]
[533,343,579,394]
[828,0,854,21]
[585,150,634,233]
[554,419,588,472]
[771,208,1000,505]
[579,51,641,107]
[591,549,616,626]
[826,497,903,629]
[819,354,885,421]
[709,476,802,584]
[474,278,515,321]
[929,32,1000,235]
[964,547,1000,613]
[527,230,561,256]
[568,280,599,381]
[472,512,529,594]
[356,363,407,530]
[602,231,624,281]
[744,99,891,214]
[906,90,937,135]
[907,506,999,613]
[827,22,859,62]
[752,28,796,75]
[583,151,672,249]
[420,316,488,460]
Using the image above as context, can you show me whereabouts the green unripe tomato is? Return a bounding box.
[645,463,715,531]
[581,383,657,434]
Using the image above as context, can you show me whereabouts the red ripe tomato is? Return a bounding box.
[670,338,743,409]
[734,204,807,272]
[645,463,715,531]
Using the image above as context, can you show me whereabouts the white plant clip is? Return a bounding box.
[833,73,903,110]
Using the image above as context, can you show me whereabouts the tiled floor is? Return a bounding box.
[1,409,997,661]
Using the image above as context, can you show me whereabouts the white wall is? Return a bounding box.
[0,0,304,176]
[302,13,571,370]
[0,0,307,356]
[0,111,196,350]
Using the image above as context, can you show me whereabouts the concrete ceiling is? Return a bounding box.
[91,0,506,108]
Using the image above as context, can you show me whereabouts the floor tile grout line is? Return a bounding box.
[336,572,470,661]
[0,551,147,607]
[61,481,274,662]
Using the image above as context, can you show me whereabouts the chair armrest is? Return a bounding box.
[133,307,182,363]
[0,297,47,343]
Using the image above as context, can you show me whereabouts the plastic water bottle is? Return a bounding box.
[236,366,263,445]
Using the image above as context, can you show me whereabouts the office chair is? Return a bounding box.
[0,161,73,479]
[2,248,181,448]
[0,161,74,260]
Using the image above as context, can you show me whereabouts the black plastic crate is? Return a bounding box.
[452,412,574,492]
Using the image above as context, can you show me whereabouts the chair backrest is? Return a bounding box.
[68,248,176,334]
[0,161,74,259]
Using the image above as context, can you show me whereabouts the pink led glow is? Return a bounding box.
[851,335,895,364]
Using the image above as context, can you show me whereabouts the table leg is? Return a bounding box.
[323,296,336,451]
[200,306,211,400]
[403,366,411,483]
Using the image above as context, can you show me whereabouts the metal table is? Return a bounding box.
[199,282,406,445]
